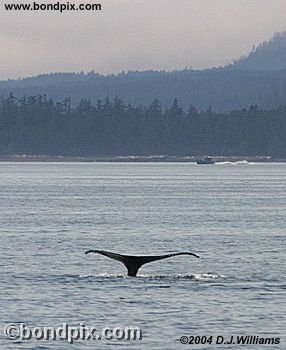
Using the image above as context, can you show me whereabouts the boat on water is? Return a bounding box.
[196,157,215,165]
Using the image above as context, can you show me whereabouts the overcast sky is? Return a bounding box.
[1,0,286,79]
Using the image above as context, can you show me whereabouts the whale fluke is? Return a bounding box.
[85,249,200,276]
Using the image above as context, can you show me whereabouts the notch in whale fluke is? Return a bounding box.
[85,249,200,277]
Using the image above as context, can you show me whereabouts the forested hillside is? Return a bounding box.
[1,94,285,158]
[1,32,286,111]
[229,31,286,70]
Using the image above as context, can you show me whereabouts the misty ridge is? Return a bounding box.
[1,31,286,159]
[1,32,286,112]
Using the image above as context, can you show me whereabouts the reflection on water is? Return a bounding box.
[78,273,225,280]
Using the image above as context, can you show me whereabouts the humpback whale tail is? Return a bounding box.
[85,249,200,276]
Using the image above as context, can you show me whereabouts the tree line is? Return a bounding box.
[1,68,286,112]
[0,93,285,157]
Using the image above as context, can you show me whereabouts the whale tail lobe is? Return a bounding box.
[85,249,199,276]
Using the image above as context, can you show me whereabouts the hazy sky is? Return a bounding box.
[1,0,286,79]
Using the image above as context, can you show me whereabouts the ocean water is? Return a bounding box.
[0,162,285,349]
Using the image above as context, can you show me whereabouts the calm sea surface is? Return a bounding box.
[0,162,285,349]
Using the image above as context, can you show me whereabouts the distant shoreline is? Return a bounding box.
[0,155,283,162]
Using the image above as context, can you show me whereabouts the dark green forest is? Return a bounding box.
[0,93,285,157]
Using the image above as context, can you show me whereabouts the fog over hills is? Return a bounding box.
[1,32,286,111]
[229,31,286,70]
[1,32,286,158]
